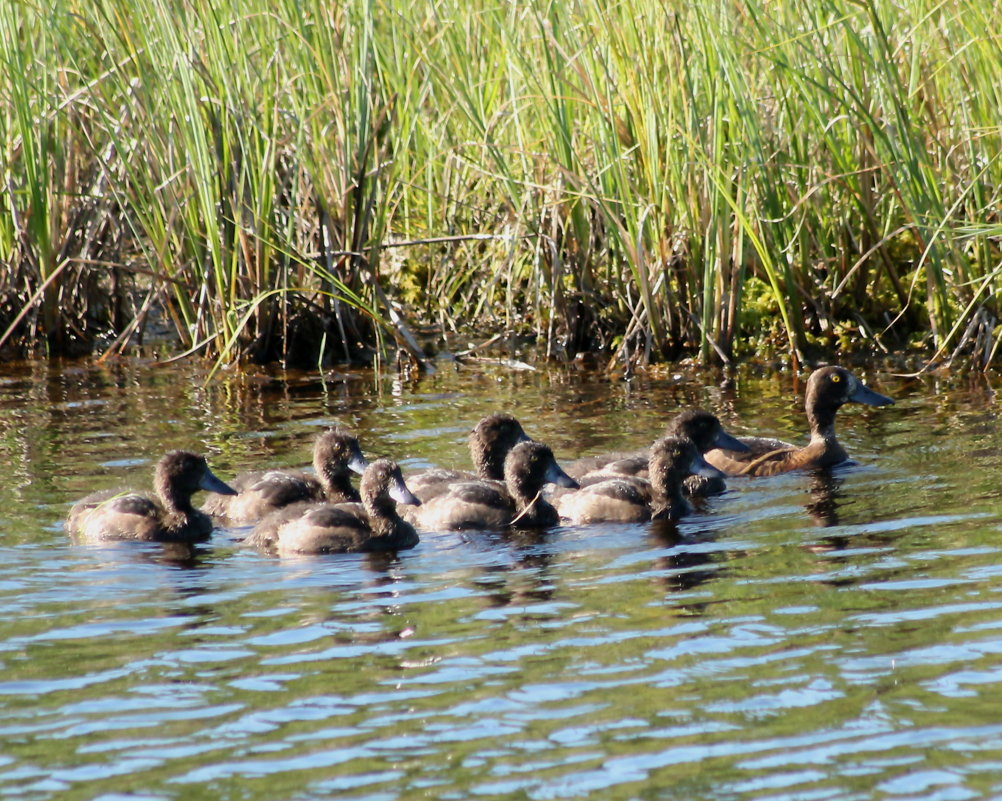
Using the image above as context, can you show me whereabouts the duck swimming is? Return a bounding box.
[406,441,578,531]
[558,437,724,524]
[406,412,531,502]
[202,428,368,524]
[705,365,894,477]
[567,409,749,495]
[66,450,236,543]
[245,459,420,555]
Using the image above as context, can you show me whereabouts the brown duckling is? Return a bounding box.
[202,427,368,524]
[406,441,578,531]
[66,450,236,543]
[558,437,724,524]
[705,366,894,477]
[246,459,420,555]
[407,412,531,502]
[568,409,749,496]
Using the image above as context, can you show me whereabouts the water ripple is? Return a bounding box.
[2,364,1002,800]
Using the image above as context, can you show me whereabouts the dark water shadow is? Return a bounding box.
[647,518,729,606]
[453,527,560,610]
[803,469,845,528]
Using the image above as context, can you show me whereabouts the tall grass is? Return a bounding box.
[1,0,1000,368]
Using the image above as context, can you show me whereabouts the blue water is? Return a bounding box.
[2,358,1001,800]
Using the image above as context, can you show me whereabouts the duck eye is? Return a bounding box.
[831,374,841,383]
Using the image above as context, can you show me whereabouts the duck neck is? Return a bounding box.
[506,475,556,526]
[156,476,196,521]
[807,399,841,444]
[651,468,688,517]
[320,470,358,503]
[505,471,538,510]
[471,439,504,481]
[362,490,400,537]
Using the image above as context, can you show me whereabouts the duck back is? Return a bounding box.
[557,478,654,524]
[566,410,746,496]
[204,470,326,521]
[407,413,530,503]
[68,490,208,543]
[246,459,420,555]
[67,451,234,543]
[705,366,893,477]
[407,441,575,531]
[203,428,366,524]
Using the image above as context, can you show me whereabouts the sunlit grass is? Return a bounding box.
[1,0,999,367]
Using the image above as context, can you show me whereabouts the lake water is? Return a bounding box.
[2,356,1001,800]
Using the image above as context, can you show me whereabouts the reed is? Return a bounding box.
[1,0,999,368]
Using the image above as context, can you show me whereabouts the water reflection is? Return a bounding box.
[803,470,845,527]
[647,518,728,605]
[467,529,558,610]
[71,539,215,573]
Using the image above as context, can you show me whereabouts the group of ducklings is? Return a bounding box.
[66,365,894,555]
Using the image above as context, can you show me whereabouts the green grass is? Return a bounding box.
[1,0,1000,368]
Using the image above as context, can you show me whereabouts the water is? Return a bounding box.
[2,357,1001,800]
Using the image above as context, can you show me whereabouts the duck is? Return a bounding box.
[202,427,368,524]
[246,459,421,555]
[557,436,724,524]
[567,409,750,496]
[406,441,579,531]
[705,365,894,477]
[66,450,236,543]
[406,412,531,502]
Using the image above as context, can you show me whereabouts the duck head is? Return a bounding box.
[668,409,750,453]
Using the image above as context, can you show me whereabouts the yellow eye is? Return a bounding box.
[831,374,841,383]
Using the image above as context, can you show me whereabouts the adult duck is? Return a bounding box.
[202,428,367,524]
[246,459,420,555]
[558,437,724,524]
[406,441,578,531]
[67,451,236,543]
[705,366,894,477]
[406,412,531,501]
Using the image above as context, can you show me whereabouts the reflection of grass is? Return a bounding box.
[1,0,1000,367]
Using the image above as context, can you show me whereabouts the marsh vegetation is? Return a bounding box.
[2,0,1000,368]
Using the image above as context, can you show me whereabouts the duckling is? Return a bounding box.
[705,365,894,476]
[558,437,724,524]
[202,427,367,524]
[246,459,420,555]
[407,441,579,531]
[568,409,749,496]
[407,413,531,502]
[66,451,236,543]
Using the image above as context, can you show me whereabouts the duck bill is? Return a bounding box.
[545,460,580,489]
[713,429,750,453]
[389,477,421,506]
[849,381,895,407]
[200,469,238,496]
[690,452,726,479]
[348,450,369,475]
